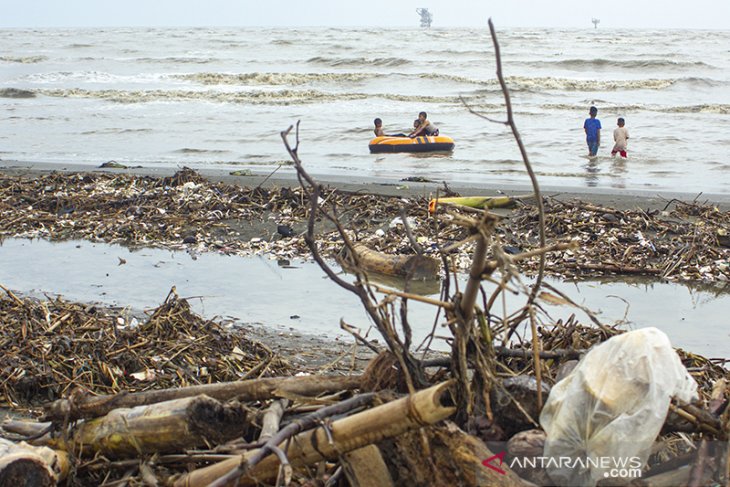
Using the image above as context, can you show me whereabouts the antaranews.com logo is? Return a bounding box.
[481,451,643,484]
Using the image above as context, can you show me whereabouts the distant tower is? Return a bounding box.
[591,18,600,29]
[416,8,433,28]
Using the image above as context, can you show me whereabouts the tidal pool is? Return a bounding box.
[0,238,728,360]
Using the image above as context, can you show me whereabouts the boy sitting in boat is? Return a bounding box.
[409,111,439,137]
[373,117,409,138]
[373,118,385,137]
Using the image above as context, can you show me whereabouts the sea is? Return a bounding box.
[1,26,730,194]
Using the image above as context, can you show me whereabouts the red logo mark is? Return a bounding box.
[482,451,506,475]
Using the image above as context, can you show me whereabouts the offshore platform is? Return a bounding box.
[416,8,433,28]
[591,18,600,28]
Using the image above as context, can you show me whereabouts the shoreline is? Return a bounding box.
[3,159,730,211]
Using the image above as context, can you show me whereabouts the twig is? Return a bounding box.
[399,207,424,256]
[485,18,547,338]
[340,319,382,353]
[208,393,377,487]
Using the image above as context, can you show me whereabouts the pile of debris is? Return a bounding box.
[0,286,291,409]
[0,289,727,486]
[2,169,730,282]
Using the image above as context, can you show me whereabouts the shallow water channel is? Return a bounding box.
[0,238,728,360]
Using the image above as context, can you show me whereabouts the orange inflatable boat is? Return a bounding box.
[368,135,455,153]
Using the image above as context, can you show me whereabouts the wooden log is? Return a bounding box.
[69,394,247,457]
[0,438,69,486]
[171,381,456,487]
[350,244,439,280]
[340,445,394,487]
[12,395,246,458]
[2,395,246,458]
[43,374,362,422]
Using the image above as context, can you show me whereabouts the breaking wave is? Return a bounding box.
[505,76,679,91]
[0,88,35,98]
[136,56,218,64]
[0,55,48,63]
[475,76,723,92]
[306,56,411,67]
[172,72,707,92]
[174,72,373,86]
[80,128,153,135]
[37,88,457,105]
[542,102,730,114]
[525,58,716,70]
[173,148,232,154]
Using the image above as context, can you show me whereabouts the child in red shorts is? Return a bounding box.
[611,117,629,158]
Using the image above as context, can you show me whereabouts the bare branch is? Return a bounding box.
[485,18,547,338]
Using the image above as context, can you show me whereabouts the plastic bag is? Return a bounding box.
[539,327,698,486]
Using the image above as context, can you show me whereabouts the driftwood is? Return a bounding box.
[258,399,288,442]
[43,374,362,422]
[172,381,456,487]
[349,243,439,280]
[6,395,246,457]
[340,445,395,487]
[72,395,244,457]
[0,438,69,486]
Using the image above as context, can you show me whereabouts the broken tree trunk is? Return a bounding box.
[14,395,246,458]
[350,244,439,280]
[43,374,362,422]
[69,394,246,457]
[171,381,456,487]
[0,438,69,486]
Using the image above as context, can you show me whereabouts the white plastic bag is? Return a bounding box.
[539,327,698,486]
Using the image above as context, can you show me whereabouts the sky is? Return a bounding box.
[1,0,729,29]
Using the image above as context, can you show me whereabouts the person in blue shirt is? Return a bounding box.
[583,106,601,156]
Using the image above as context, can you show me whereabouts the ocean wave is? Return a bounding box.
[37,88,457,105]
[673,77,725,88]
[136,56,218,64]
[525,58,716,70]
[506,76,679,91]
[25,71,128,83]
[542,102,730,114]
[425,49,486,57]
[0,55,48,63]
[174,72,373,86]
[307,56,411,67]
[0,88,35,98]
[80,128,153,135]
[173,148,232,154]
[420,74,713,91]
[662,104,730,114]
